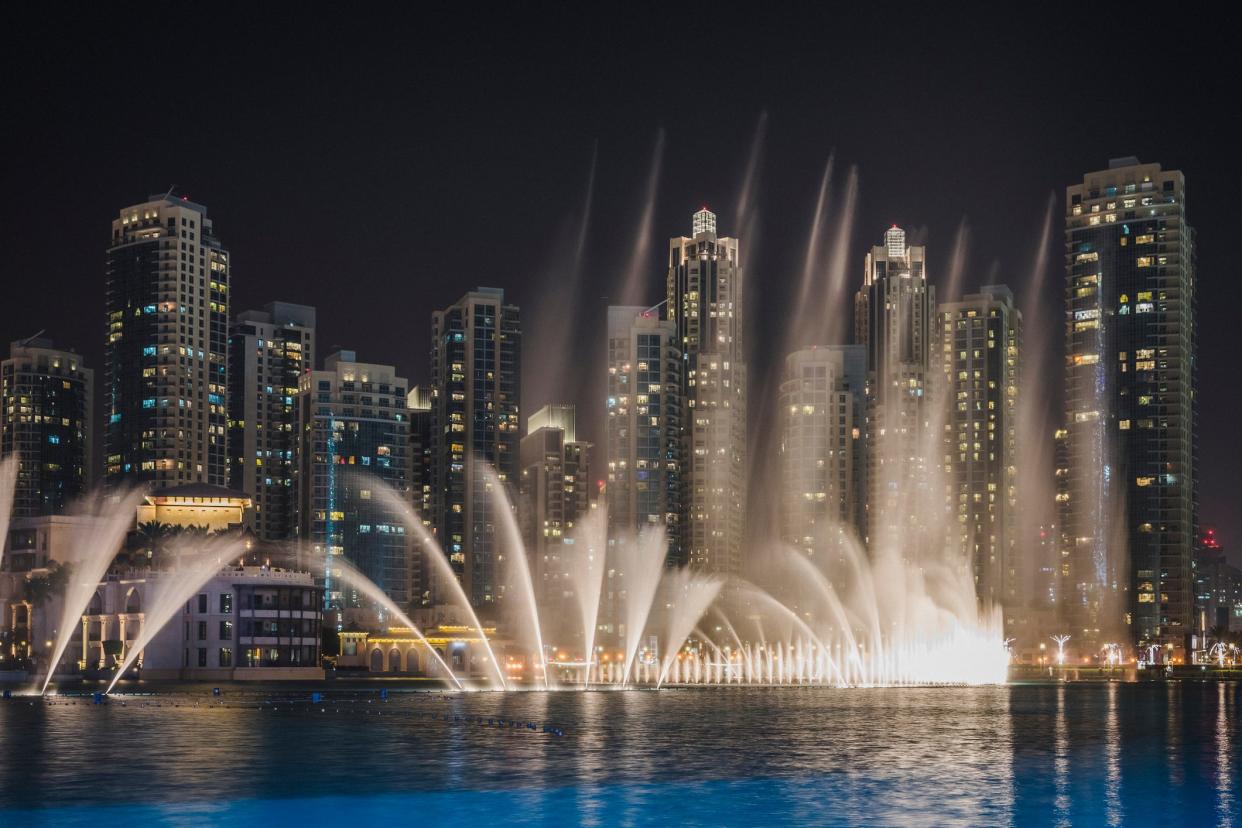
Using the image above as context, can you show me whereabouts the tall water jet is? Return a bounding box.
[105,535,244,694]
[480,464,550,688]
[525,143,599,410]
[618,526,668,685]
[617,128,665,307]
[40,487,145,695]
[819,164,859,347]
[792,155,834,334]
[566,505,608,684]
[363,473,508,689]
[1017,193,1059,611]
[655,569,723,688]
[733,111,767,234]
[0,455,17,571]
[942,217,971,304]
[325,555,462,690]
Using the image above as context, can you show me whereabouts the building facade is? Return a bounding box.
[81,566,323,681]
[105,196,230,489]
[1063,158,1197,654]
[605,306,682,558]
[854,225,936,548]
[297,350,411,609]
[518,404,592,608]
[429,288,521,610]
[778,345,866,560]
[406,387,434,606]
[938,286,1021,615]
[1,338,93,516]
[228,302,315,541]
[666,209,747,574]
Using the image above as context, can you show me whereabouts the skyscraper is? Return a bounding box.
[937,285,1021,616]
[518,403,592,607]
[666,208,747,574]
[606,306,682,556]
[1,337,93,515]
[297,350,410,608]
[854,225,936,545]
[429,288,521,609]
[228,302,315,541]
[778,345,866,558]
[1063,158,1197,655]
[407,386,434,606]
[105,195,230,489]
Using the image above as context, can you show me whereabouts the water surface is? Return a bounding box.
[0,682,1236,826]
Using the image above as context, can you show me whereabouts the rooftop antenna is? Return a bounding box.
[642,298,668,318]
[16,329,46,348]
[161,184,177,200]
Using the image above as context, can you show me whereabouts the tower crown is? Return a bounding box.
[692,206,716,238]
[885,225,906,259]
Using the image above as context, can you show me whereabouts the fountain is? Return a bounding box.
[40,488,146,695]
[565,506,607,685]
[616,526,668,686]
[481,464,550,689]
[0,456,17,571]
[654,570,722,688]
[324,555,462,690]
[617,128,665,307]
[105,534,245,694]
[365,476,508,689]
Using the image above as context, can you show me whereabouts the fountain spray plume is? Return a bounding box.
[321,554,462,690]
[362,471,508,689]
[942,217,971,304]
[575,140,598,267]
[0,455,17,571]
[819,164,859,346]
[566,505,608,684]
[480,463,550,689]
[1016,193,1058,611]
[525,143,599,409]
[40,486,146,695]
[105,533,245,694]
[655,569,723,687]
[618,525,668,685]
[617,128,665,307]
[792,155,835,337]
[733,110,767,233]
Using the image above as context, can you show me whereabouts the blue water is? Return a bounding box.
[1,682,1237,826]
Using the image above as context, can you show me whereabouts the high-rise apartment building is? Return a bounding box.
[666,208,747,574]
[854,225,936,545]
[1063,158,1197,654]
[297,350,410,608]
[406,386,434,606]
[938,285,1020,615]
[605,306,682,558]
[518,404,592,608]
[778,345,866,559]
[228,302,315,541]
[429,288,521,609]
[105,195,230,488]
[1,337,93,515]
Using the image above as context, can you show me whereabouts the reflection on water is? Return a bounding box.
[1054,684,1070,826]
[1104,682,1121,827]
[1220,683,1235,828]
[0,684,1238,826]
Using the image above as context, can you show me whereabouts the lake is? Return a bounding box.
[0,681,1237,826]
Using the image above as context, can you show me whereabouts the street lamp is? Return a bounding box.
[1050,634,1070,666]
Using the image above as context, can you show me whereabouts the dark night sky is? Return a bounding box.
[2,9,1238,555]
